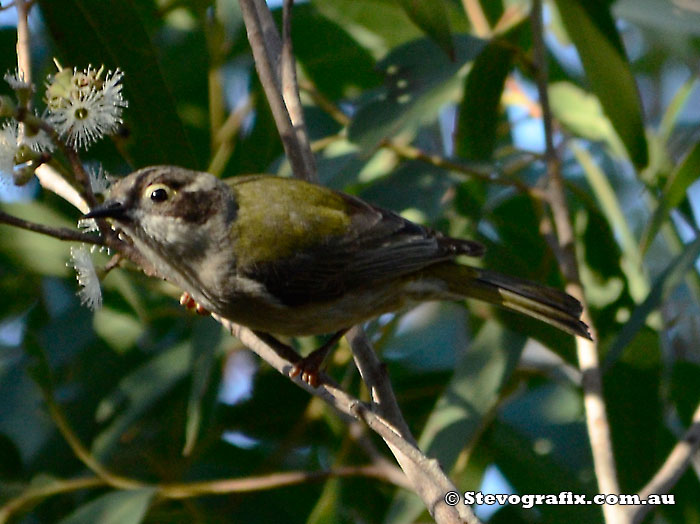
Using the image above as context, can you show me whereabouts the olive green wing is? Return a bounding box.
[227,176,483,306]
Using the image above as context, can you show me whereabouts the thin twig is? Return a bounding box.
[43,397,144,490]
[238,0,311,180]
[629,402,700,523]
[15,0,31,85]
[0,210,103,244]
[159,464,412,498]
[281,0,316,180]
[0,477,106,524]
[384,139,546,198]
[530,3,623,524]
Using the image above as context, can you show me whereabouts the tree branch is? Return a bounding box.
[214,317,477,524]
[0,210,103,244]
[238,0,314,180]
[530,3,623,524]
[281,0,316,180]
[629,402,700,523]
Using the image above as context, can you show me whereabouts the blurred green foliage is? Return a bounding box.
[1,0,700,523]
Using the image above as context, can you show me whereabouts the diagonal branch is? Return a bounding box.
[629,402,700,523]
[215,317,478,524]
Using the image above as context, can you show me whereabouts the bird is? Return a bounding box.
[84,166,590,385]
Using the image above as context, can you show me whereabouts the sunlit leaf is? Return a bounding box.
[57,488,155,524]
[395,0,454,59]
[549,82,626,159]
[552,0,648,168]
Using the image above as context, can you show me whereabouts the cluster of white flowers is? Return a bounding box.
[45,64,128,149]
[0,119,54,183]
[1,63,126,309]
[69,245,103,311]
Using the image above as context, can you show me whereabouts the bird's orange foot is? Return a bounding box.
[289,352,327,388]
[179,292,210,316]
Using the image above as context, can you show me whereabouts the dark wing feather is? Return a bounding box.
[243,190,484,306]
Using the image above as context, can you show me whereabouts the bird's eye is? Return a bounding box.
[151,188,168,202]
[144,183,173,203]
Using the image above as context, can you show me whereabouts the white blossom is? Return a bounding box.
[3,69,33,91]
[0,122,18,182]
[87,164,111,194]
[46,66,127,149]
[69,245,103,310]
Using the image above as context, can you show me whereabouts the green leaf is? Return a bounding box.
[57,488,155,524]
[456,40,514,160]
[92,342,193,460]
[36,0,198,168]
[549,82,626,159]
[385,321,525,524]
[552,0,648,168]
[395,0,454,59]
[641,141,700,253]
[183,317,222,455]
[0,202,74,277]
[571,142,649,302]
[312,0,436,57]
[293,4,381,100]
[93,307,144,353]
[348,35,486,152]
[604,234,700,370]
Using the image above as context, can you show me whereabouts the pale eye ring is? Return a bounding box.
[150,188,169,202]
[143,183,173,203]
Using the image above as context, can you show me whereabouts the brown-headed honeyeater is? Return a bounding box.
[84,166,591,385]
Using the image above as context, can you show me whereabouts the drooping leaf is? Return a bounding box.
[605,234,700,369]
[552,0,648,168]
[456,39,514,160]
[641,141,700,253]
[57,488,156,524]
[292,4,381,100]
[183,317,222,455]
[549,82,626,159]
[92,342,193,460]
[395,0,454,59]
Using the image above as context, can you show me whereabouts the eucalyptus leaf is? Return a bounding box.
[552,0,648,168]
[605,234,700,370]
[641,141,700,253]
[57,488,155,524]
[456,40,514,160]
[348,35,486,152]
[92,342,193,460]
[395,0,454,59]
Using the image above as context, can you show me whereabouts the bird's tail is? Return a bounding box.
[427,263,592,339]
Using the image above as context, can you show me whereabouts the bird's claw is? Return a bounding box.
[179,292,209,316]
[289,356,324,388]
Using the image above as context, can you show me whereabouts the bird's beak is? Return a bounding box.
[83,200,128,220]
